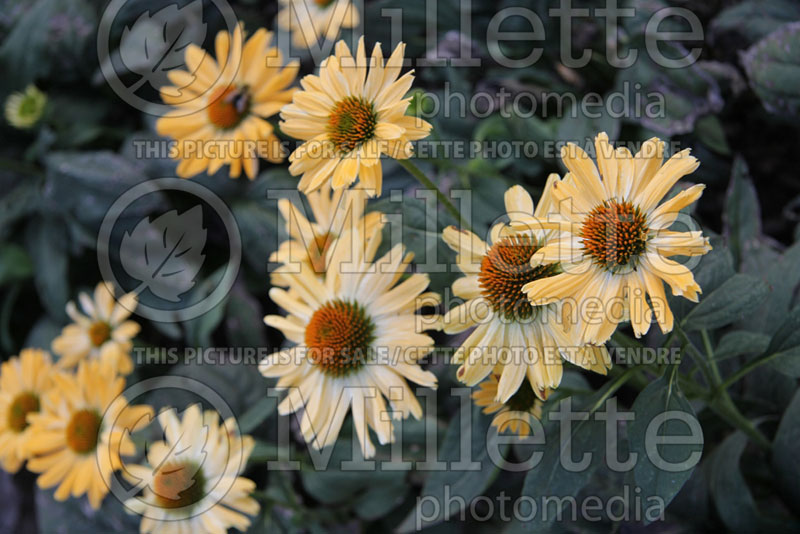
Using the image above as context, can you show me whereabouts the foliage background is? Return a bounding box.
[0,0,799,532]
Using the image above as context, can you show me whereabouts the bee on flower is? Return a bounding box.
[156,25,299,179]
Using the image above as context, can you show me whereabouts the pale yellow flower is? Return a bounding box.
[123,404,259,534]
[280,37,432,196]
[4,84,47,129]
[157,26,299,179]
[0,349,55,472]
[473,373,544,438]
[270,183,382,285]
[518,133,712,344]
[261,220,440,458]
[51,281,140,375]
[26,360,153,509]
[442,182,610,402]
[277,0,360,49]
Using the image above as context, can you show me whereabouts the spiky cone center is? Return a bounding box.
[89,321,111,347]
[305,300,375,377]
[8,392,39,432]
[207,85,251,129]
[153,461,206,509]
[66,409,102,454]
[581,200,648,271]
[328,96,377,153]
[478,235,559,320]
[314,0,335,6]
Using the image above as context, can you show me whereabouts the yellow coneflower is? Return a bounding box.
[4,84,47,129]
[0,349,55,473]
[270,183,382,285]
[473,373,545,438]
[123,404,259,534]
[51,281,140,375]
[25,360,153,509]
[260,221,440,458]
[519,133,712,344]
[442,182,610,402]
[156,26,299,179]
[277,0,360,49]
[280,37,432,197]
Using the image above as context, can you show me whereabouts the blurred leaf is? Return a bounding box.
[741,21,800,117]
[225,284,267,348]
[238,395,277,434]
[629,377,703,515]
[764,305,800,378]
[397,402,506,532]
[0,177,42,240]
[25,217,69,321]
[613,41,722,135]
[0,243,32,285]
[354,482,409,521]
[748,240,800,335]
[120,206,207,303]
[723,157,760,267]
[694,115,730,155]
[24,316,62,351]
[0,0,96,88]
[712,0,800,44]
[683,274,769,331]
[36,486,139,534]
[708,432,760,532]
[772,391,800,509]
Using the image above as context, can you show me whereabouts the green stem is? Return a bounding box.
[717,352,782,392]
[397,158,472,231]
[680,327,771,450]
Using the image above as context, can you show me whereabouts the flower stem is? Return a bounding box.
[397,159,472,231]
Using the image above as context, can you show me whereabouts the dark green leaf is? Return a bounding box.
[711,0,800,44]
[723,157,760,267]
[708,432,760,532]
[238,395,278,434]
[741,21,800,117]
[764,305,800,377]
[0,243,32,286]
[629,377,703,514]
[25,217,69,321]
[397,402,506,532]
[714,331,770,361]
[683,274,769,331]
[772,391,800,509]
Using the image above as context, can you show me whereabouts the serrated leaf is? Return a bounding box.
[629,377,703,516]
[683,274,769,331]
[120,206,207,302]
[741,21,800,117]
[119,1,207,94]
